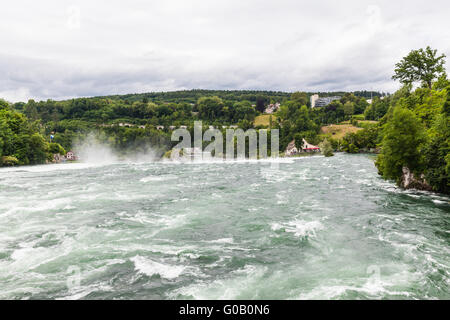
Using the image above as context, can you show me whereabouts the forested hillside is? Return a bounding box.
[5,90,381,156]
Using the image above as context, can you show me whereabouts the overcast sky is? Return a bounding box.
[1,0,450,102]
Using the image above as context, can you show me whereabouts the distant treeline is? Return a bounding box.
[95,89,386,104]
[1,89,387,168]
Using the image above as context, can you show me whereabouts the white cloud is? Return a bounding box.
[1,0,449,101]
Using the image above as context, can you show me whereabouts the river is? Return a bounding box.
[0,153,448,299]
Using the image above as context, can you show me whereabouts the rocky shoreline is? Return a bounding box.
[400,167,433,192]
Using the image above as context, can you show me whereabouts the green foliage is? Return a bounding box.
[1,156,19,166]
[376,107,426,181]
[341,125,379,154]
[432,74,450,91]
[0,107,50,166]
[290,92,308,106]
[352,114,365,121]
[197,96,224,120]
[421,113,450,193]
[343,101,354,116]
[319,139,334,157]
[294,133,304,150]
[392,46,446,89]
[442,86,450,115]
[48,142,66,155]
[373,77,449,193]
[0,107,70,166]
[0,99,9,110]
[277,103,319,151]
[364,97,390,120]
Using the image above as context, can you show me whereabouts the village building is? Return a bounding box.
[285,139,320,156]
[118,123,134,127]
[311,94,341,108]
[156,125,164,130]
[264,103,280,114]
[66,151,77,161]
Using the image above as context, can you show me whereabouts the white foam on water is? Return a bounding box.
[432,199,448,205]
[169,265,267,299]
[271,220,324,238]
[295,269,417,300]
[1,197,73,219]
[131,255,185,280]
[209,238,234,244]
[140,175,177,182]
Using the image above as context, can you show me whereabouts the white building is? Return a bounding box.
[310,94,319,108]
[311,94,341,108]
[285,139,320,156]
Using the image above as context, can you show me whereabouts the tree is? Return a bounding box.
[319,139,334,157]
[375,107,426,181]
[48,142,66,155]
[197,96,224,120]
[0,99,9,110]
[234,101,256,122]
[291,92,308,106]
[24,99,39,121]
[364,97,389,120]
[422,113,450,193]
[255,95,268,113]
[294,133,304,150]
[392,46,446,89]
[343,101,355,117]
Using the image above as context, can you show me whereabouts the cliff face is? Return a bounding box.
[400,167,433,191]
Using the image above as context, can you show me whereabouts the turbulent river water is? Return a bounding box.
[0,153,449,299]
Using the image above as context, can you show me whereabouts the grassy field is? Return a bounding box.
[254,114,277,127]
[320,124,362,140]
[357,120,378,125]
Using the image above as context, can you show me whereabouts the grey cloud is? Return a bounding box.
[1,0,449,101]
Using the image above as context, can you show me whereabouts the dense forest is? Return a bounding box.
[0,99,65,166]
[0,47,448,195]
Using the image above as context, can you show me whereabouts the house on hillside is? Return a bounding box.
[264,103,280,114]
[66,151,77,161]
[311,94,341,108]
[118,123,134,127]
[285,139,320,156]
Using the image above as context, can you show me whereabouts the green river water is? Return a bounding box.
[0,153,448,299]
